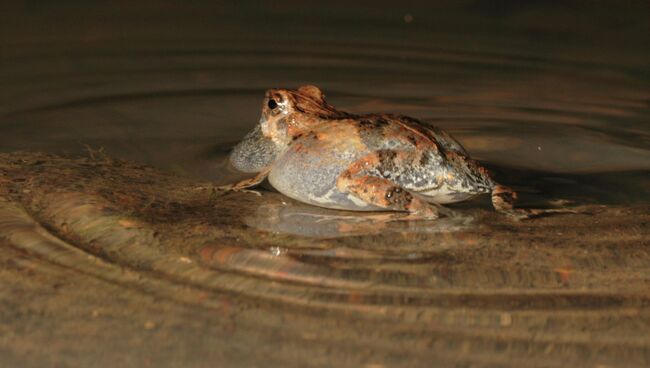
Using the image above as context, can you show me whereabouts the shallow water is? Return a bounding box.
[1,1,650,367]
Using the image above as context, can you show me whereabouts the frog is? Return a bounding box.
[221,85,569,220]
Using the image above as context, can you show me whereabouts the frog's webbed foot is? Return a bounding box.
[491,185,578,220]
[337,152,447,220]
[214,169,270,197]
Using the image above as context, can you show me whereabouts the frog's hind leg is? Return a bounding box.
[491,184,576,220]
[336,151,447,220]
[337,174,442,219]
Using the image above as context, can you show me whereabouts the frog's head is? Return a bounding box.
[258,85,346,145]
[230,85,345,173]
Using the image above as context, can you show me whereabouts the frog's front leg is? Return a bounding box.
[491,184,577,220]
[336,151,444,220]
[216,168,270,196]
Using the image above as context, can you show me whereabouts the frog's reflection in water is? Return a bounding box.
[244,193,475,238]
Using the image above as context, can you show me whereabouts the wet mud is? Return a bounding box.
[1,151,649,367]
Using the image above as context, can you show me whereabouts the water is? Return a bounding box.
[1,1,649,367]
[2,2,649,183]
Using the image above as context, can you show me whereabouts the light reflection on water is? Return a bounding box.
[1,1,649,367]
[244,192,476,238]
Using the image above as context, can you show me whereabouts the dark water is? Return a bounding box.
[2,2,649,191]
[1,1,650,367]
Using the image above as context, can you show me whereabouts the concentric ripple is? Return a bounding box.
[1,2,650,366]
[1,152,650,367]
[2,31,649,182]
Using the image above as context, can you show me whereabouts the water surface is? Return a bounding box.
[1,1,649,367]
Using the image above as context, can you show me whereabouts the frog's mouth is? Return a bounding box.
[230,125,281,173]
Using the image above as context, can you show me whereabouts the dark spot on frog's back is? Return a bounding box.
[406,134,418,145]
[292,132,319,142]
[358,119,374,130]
[417,153,428,167]
[359,116,390,129]
[357,116,392,148]
[377,150,397,162]
[375,150,399,176]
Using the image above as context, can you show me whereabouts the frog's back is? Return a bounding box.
[390,114,468,155]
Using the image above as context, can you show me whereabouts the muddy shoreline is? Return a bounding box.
[1,151,649,367]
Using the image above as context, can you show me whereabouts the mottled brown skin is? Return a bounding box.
[223,85,568,220]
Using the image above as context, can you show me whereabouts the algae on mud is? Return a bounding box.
[1,151,649,367]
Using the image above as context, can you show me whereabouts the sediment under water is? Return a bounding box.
[1,152,649,367]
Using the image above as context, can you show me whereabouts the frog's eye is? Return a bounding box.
[268,99,278,110]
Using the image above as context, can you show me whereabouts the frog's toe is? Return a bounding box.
[491,185,517,212]
[235,188,263,196]
[491,185,580,220]
[405,202,440,220]
[215,185,263,196]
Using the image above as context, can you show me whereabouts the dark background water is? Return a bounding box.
[1,0,649,203]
